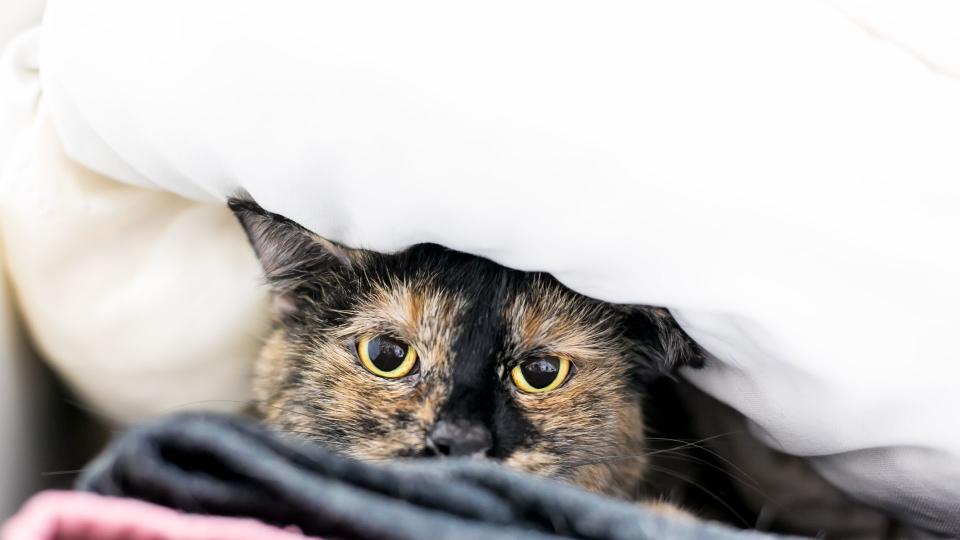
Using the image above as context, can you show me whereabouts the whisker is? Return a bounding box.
[61,398,126,426]
[564,432,741,469]
[644,433,764,495]
[643,430,744,445]
[39,468,87,477]
[644,464,751,529]
[653,451,769,499]
[563,430,771,505]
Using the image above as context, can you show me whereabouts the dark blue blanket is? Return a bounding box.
[78,413,799,540]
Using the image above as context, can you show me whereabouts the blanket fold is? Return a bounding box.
[77,413,790,540]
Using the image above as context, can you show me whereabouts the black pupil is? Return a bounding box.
[521,357,561,389]
[367,336,408,372]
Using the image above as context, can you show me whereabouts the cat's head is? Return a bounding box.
[230,198,703,497]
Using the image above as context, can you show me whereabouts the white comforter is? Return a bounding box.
[2,0,959,533]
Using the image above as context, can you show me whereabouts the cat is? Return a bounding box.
[229,198,704,500]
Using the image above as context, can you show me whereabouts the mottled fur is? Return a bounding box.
[230,198,703,499]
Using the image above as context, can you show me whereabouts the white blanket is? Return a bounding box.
[3,0,960,534]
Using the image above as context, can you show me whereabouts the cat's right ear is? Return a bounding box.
[228,197,358,316]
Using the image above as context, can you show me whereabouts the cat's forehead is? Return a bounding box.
[343,244,617,357]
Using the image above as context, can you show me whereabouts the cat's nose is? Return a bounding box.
[425,420,492,457]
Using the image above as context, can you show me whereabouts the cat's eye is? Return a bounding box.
[510,356,571,394]
[357,334,419,378]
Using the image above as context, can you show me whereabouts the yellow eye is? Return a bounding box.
[510,356,571,393]
[357,334,418,378]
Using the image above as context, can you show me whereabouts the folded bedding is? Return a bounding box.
[74,413,793,540]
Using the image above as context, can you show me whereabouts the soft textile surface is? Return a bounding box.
[1,114,268,422]
[1,490,314,540]
[77,413,789,540]
[1,0,958,535]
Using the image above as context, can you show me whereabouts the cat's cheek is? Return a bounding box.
[502,448,561,477]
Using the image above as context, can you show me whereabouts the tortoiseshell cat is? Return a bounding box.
[230,198,704,500]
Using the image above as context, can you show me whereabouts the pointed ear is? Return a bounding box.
[228,197,358,315]
[620,305,705,382]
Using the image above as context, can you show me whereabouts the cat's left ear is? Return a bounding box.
[620,306,705,381]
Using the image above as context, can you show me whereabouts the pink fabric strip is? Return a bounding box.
[2,490,318,540]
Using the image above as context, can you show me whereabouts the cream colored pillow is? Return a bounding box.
[1,113,268,423]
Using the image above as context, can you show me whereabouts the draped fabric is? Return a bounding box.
[76,413,787,540]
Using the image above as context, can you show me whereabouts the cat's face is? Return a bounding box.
[231,199,701,497]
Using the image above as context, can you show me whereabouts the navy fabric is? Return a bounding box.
[77,414,798,540]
